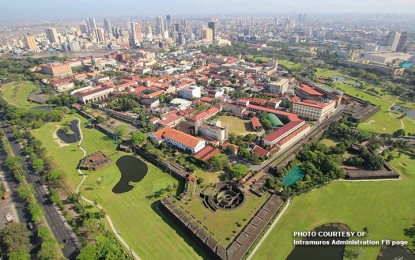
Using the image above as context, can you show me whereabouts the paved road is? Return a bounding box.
[3,126,81,259]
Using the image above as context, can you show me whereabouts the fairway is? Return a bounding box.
[0,81,39,109]
[252,153,415,260]
[32,116,205,259]
[219,115,256,136]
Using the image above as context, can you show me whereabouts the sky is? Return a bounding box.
[2,0,415,21]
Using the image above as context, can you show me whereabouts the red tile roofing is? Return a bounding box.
[251,117,261,128]
[299,84,323,96]
[263,120,303,142]
[194,146,221,161]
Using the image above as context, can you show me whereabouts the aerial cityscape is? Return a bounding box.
[0,1,415,260]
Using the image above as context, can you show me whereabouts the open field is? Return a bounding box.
[252,152,415,260]
[32,115,204,259]
[193,170,222,184]
[219,115,257,136]
[319,138,339,147]
[278,60,303,70]
[0,81,39,109]
[178,191,270,247]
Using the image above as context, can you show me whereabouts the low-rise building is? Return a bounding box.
[73,85,114,103]
[269,78,289,94]
[41,63,73,77]
[50,78,74,92]
[178,85,202,100]
[195,121,228,143]
[150,127,206,154]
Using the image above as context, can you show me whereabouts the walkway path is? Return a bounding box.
[388,102,405,130]
[246,198,291,260]
[74,119,141,260]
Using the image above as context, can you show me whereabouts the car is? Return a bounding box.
[63,239,67,244]
[28,222,34,230]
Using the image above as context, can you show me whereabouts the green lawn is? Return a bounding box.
[219,115,256,136]
[0,81,39,109]
[278,60,303,70]
[194,170,222,184]
[253,152,415,260]
[32,116,204,259]
[177,192,270,247]
[319,138,339,148]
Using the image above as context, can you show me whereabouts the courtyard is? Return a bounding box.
[218,115,258,136]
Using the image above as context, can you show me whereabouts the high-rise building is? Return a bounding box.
[386,31,402,52]
[208,21,216,40]
[68,41,81,52]
[201,28,213,42]
[397,31,409,52]
[177,32,185,45]
[80,24,88,34]
[25,36,38,50]
[145,25,153,40]
[45,28,59,44]
[104,19,112,33]
[166,14,171,28]
[174,23,180,32]
[87,18,97,32]
[130,22,143,46]
[156,16,165,35]
[96,28,105,43]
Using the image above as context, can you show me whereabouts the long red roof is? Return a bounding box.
[299,84,324,96]
[263,120,303,142]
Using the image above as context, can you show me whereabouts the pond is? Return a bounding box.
[31,105,55,112]
[332,76,362,87]
[57,120,81,143]
[392,105,415,119]
[112,155,148,194]
[287,224,349,260]
[282,167,305,187]
[377,245,415,260]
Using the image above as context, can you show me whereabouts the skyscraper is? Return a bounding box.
[130,22,143,46]
[87,18,97,32]
[45,28,59,44]
[80,24,88,34]
[397,31,409,52]
[386,31,402,52]
[208,21,216,40]
[25,36,38,50]
[201,28,213,42]
[104,19,112,34]
[156,16,165,35]
[177,32,185,46]
[96,28,105,43]
[166,14,171,28]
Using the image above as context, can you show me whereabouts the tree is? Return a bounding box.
[114,125,128,138]
[46,169,63,182]
[0,223,32,255]
[7,251,30,260]
[209,154,229,171]
[228,164,249,180]
[31,158,45,172]
[392,129,405,137]
[131,131,146,146]
[95,116,105,124]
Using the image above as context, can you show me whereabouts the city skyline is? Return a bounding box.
[2,0,415,21]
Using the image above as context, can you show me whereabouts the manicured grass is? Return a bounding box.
[0,81,39,109]
[278,60,303,70]
[245,55,269,63]
[194,170,221,184]
[319,138,339,148]
[178,192,270,247]
[32,116,204,259]
[253,153,415,260]
[219,115,256,136]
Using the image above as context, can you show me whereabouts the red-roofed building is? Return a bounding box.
[221,142,239,155]
[151,111,185,127]
[150,127,206,153]
[190,106,221,122]
[252,145,269,157]
[296,84,324,100]
[194,146,221,161]
[251,117,262,130]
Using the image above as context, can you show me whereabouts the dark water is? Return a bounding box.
[112,155,148,194]
[31,106,55,112]
[57,120,81,143]
[392,105,415,119]
[287,224,348,260]
[377,246,415,260]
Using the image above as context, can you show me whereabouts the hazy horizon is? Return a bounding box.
[2,0,415,22]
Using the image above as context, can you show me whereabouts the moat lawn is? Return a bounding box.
[252,152,415,260]
[0,81,39,109]
[32,116,205,259]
